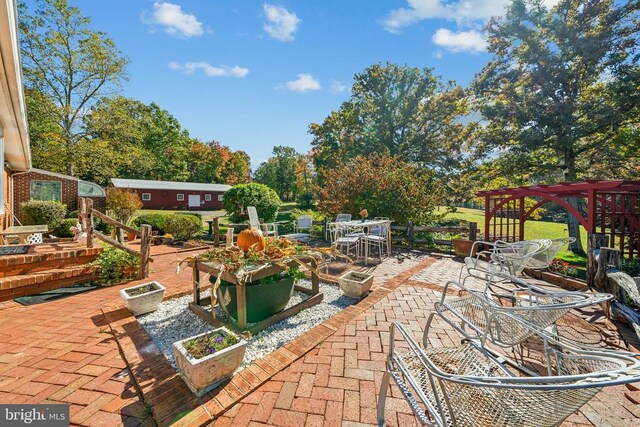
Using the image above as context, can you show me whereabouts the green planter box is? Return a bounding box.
[214,275,295,324]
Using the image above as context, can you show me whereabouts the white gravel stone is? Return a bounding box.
[137,280,356,370]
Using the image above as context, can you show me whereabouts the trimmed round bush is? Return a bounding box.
[164,214,202,241]
[223,183,281,224]
[21,201,67,229]
[134,213,170,234]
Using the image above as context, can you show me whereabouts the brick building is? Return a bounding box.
[14,169,106,223]
[0,0,32,230]
[111,178,230,211]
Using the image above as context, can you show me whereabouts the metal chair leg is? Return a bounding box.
[377,370,391,426]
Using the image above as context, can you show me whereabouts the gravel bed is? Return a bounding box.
[137,280,356,370]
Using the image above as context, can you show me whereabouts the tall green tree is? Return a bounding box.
[24,88,67,173]
[19,0,128,176]
[254,146,301,201]
[310,63,471,182]
[474,0,640,253]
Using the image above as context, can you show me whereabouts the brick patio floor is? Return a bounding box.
[0,247,639,426]
[213,256,640,427]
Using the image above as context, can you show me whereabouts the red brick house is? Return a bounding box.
[111,178,230,210]
[0,0,32,229]
[13,169,106,223]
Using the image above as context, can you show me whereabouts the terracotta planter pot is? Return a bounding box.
[126,231,137,241]
[214,275,295,324]
[173,328,246,396]
[339,271,373,298]
[119,281,165,316]
[452,239,476,257]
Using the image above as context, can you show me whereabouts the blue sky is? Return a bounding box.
[62,0,539,168]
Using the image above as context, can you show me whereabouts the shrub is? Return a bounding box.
[91,245,139,285]
[106,188,142,225]
[134,214,171,234]
[21,201,67,229]
[223,183,282,223]
[177,212,202,221]
[317,154,442,224]
[133,212,201,235]
[623,258,640,277]
[164,214,202,241]
[51,218,79,238]
[67,210,78,219]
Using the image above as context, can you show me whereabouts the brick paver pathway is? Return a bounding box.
[0,246,204,426]
[0,246,429,426]
[214,281,640,426]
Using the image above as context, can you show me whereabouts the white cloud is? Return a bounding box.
[147,2,203,38]
[169,61,249,78]
[278,73,321,93]
[263,4,301,41]
[432,28,487,53]
[330,80,348,94]
[383,0,560,33]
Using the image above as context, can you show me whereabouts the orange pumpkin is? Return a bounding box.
[237,228,266,252]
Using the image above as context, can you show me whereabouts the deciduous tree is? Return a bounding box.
[19,0,128,175]
[473,0,640,253]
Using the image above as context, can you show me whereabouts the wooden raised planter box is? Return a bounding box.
[188,256,323,333]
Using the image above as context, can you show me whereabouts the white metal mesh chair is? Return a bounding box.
[378,320,640,427]
[326,213,354,241]
[429,280,613,349]
[332,223,360,259]
[247,206,278,237]
[363,221,391,264]
[460,239,549,286]
[526,237,576,269]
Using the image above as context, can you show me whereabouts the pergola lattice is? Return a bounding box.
[477,180,640,258]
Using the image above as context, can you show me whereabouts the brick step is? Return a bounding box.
[0,246,103,277]
[0,265,100,302]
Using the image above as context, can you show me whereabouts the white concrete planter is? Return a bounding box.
[119,281,166,316]
[173,327,246,396]
[339,271,374,299]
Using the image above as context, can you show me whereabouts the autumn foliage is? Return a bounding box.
[317,154,442,224]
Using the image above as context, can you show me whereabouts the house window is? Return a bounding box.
[177,194,184,201]
[218,194,224,202]
[30,180,62,202]
[205,194,211,201]
[142,193,151,201]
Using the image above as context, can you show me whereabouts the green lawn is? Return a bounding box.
[443,207,587,265]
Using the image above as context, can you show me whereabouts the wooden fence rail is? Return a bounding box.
[78,198,153,279]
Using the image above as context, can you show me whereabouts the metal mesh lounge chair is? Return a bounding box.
[460,239,550,287]
[428,280,613,349]
[526,237,576,269]
[378,320,640,427]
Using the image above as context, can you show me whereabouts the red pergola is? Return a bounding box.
[477,180,640,258]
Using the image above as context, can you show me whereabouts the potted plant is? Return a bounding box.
[183,230,326,325]
[359,208,369,223]
[163,233,174,245]
[339,271,374,298]
[173,327,246,396]
[119,281,166,316]
[125,225,139,242]
[452,238,476,257]
[217,265,305,323]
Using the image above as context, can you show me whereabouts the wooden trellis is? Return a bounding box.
[477,180,640,259]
